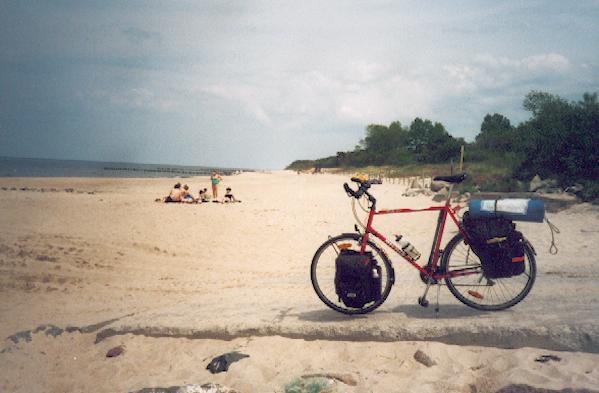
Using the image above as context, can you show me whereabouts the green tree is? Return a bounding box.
[359,122,410,165]
[515,91,599,187]
[407,118,460,163]
[522,91,567,116]
[476,113,515,152]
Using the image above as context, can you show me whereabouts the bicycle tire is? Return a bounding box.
[441,232,536,311]
[311,233,394,315]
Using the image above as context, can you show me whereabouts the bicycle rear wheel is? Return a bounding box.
[311,233,394,315]
[441,232,536,311]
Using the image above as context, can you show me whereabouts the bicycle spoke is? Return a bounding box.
[495,279,510,304]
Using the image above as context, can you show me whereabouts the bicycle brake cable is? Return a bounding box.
[351,198,367,229]
[357,194,370,213]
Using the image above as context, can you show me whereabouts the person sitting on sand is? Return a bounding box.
[164,183,184,202]
[199,188,212,202]
[223,187,241,203]
[181,184,196,203]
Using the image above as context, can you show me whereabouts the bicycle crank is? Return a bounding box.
[419,262,446,285]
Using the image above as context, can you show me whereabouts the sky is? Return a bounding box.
[1,1,598,169]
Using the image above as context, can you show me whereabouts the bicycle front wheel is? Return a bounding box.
[311,233,394,315]
[441,232,536,311]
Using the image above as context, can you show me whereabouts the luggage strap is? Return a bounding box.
[545,217,560,255]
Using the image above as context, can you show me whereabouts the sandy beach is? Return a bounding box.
[1,171,599,393]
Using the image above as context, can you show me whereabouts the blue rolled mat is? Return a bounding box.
[468,199,545,222]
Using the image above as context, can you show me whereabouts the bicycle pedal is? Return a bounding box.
[418,296,429,308]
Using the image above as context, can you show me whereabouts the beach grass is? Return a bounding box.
[284,378,330,393]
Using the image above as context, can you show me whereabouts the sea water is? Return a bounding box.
[0,157,246,178]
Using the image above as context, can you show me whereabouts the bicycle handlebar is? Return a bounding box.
[343,178,382,199]
[343,183,360,198]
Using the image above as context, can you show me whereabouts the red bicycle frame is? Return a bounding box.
[359,201,478,280]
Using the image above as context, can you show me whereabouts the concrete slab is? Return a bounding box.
[95,273,599,353]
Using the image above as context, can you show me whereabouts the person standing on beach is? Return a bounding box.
[210,171,222,199]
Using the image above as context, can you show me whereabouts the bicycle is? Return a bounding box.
[310,174,537,315]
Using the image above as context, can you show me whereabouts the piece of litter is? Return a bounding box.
[206,351,249,374]
[534,354,561,363]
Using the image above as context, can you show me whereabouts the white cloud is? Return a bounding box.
[201,84,272,125]
[443,53,572,94]
[196,64,434,131]
[93,88,179,112]
[343,61,390,84]
[522,53,570,72]
[473,53,570,74]
[441,64,478,93]
[333,73,433,124]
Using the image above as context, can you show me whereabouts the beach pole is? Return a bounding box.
[459,145,465,172]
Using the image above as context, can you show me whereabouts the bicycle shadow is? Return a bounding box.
[296,304,490,322]
[391,303,489,319]
[296,309,369,322]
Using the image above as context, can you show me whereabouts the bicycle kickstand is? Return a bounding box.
[418,278,434,308]
[434,281,441,317]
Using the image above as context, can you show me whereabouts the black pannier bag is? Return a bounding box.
[334,249,382,308]
[462,212,526,279]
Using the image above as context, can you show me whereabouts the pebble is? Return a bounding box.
[413,349,437,367]
[106,345,125,358]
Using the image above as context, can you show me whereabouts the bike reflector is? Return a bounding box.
[467,290,484,299]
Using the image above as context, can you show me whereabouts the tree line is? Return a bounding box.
[287,91,599,201]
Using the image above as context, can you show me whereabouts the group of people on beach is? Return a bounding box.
[160,171,241,204]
